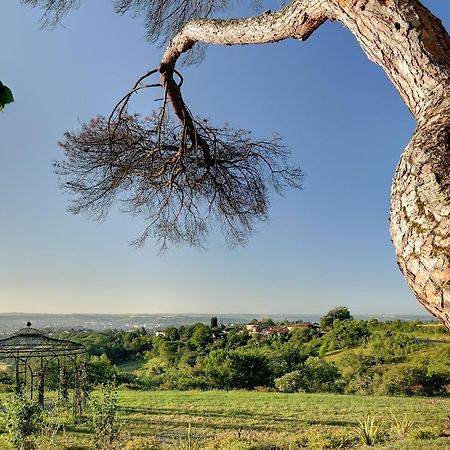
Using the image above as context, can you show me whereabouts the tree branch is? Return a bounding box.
[158,0,326,172]
[161,0,326,64]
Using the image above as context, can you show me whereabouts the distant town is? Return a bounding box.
[0,312,435,337]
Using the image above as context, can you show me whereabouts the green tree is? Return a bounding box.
[320,307,353,330]
[87,354,118,386]
[190,324,212,350]
[321,320,369,353]
[289,327,320,345]
[204,349,271,389]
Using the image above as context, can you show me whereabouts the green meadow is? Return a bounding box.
[1,390,449,449]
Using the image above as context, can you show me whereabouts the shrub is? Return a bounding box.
[274,369,305,393]
[340,353,382,395]
[321,320,370,352]
[275,358,342,393]
[380,363,450,396]
[353,416,384,446]
[90,382,121,450]
[371,333,422,360]
[304,357,344,393]
[389,411,415,437]
[0,383,14,393]
[0,394,45,450]
[408,426,442,440]
[87,354,118,387]
[204,350,272,390]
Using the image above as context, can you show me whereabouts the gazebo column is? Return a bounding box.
[80,360,89,411]
[38,360,45,407]
[15,359,23,395]
[32,367,45,407]
[59,362,69,404]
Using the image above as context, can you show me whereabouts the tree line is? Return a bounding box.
[1,308,448,397]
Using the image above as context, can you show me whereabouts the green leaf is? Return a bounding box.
[0,81,14,109]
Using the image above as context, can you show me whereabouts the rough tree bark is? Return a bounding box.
[159,0,450,328]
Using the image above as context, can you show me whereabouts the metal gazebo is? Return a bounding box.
[0,322,86,412]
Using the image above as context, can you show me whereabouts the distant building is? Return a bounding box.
[245,320,270,333]
[155,331,166,337]
[262,326,289,336]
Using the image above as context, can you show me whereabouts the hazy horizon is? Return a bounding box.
[0,309,435,317]
[0,311,436,335]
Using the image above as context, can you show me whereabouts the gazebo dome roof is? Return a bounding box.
[0,322,85,358]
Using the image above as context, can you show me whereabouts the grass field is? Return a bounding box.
[1,390,449,449]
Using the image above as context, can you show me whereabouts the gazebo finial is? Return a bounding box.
[26,321,32,327]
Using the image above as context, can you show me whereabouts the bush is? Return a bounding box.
[205,350,272,390]
[275,357,342,393]
[90,382,121,450]
[304,357,343,393]
[371,333,422,360]
[409,426,442,440]
[87,354,118,386]
[0,383,14,393]
[274,370,305,393]
[321,320,370,352]
[389,411,415,438]
[340,353,382,395]
[0,394,45,450]
[379,363,450,397]
[353,416,385,446]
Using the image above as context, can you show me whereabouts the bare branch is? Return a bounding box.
[56,109,302,249]
[20,0,80,26]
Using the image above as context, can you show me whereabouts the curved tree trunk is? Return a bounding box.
[160,0,450,328]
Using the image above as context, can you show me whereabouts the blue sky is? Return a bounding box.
[1,0,448,315]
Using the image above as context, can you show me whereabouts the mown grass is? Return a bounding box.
[1,390,449,449]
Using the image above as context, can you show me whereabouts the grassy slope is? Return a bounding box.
[116,358,146,373]
[324,323,450,366]
[1,390,448,449]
